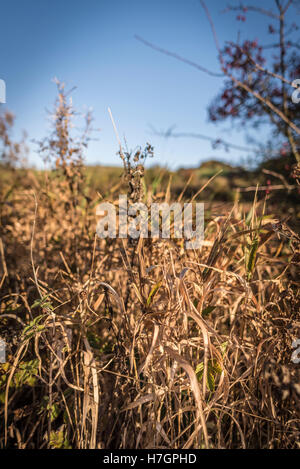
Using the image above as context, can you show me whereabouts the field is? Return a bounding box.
[0,93,299,450]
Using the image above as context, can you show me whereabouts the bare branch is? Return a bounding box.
[134,35,223,78]
[226,41,295,87]
[136,1,300,162]
[201,1,300,152]
[223,3,280,20]
[262,41,300,50]
[151,125,258,153]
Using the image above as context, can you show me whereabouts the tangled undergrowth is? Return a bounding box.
[0,85,299,449]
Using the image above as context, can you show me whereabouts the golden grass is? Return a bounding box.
[0,85,299,449]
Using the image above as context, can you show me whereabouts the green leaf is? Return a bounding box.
[195,362,204,378]
[196,359,222,392]
[245,237,259,280]
[49,429,71,449]
[202,306,216,318]
[207,369,215,392]
[22,315,45,338]
[220,341,228,358]
[147,282,162,307]
[31,294,54,311]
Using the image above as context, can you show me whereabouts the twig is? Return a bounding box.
[30,193,43,300]
[238,183,296,192]
[135,35,223,78]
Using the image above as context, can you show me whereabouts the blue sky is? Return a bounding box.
[0,0,297,169]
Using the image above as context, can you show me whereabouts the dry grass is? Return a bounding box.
[0,85,299,449]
